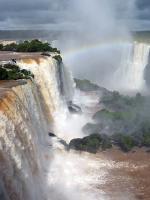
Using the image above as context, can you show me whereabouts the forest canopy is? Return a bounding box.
[0,39,60,53]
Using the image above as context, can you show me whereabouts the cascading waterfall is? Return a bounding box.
[57,61,75,103]
[112,42,150,93]
[0,55,76,200]
[1,42,149,200]
[17,56,75,134]
[0,81,50,200]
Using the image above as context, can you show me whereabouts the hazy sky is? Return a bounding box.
[0,0,150,30]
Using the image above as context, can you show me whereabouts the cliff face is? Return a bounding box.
[0,56,74,200]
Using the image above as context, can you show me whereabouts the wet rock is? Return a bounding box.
[69,134,112,154]
[67,101,82,114]
[58,139,69,150]
[48,133,69,150]
[41,52,51,57]
[48,132,56,137]
[69,134,101,154]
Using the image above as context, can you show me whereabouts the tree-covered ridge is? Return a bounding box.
[74,78,100,91]
[73,79,150,153]
[0,64,34,80]
[81,90,150,152]
[0,39,60,53]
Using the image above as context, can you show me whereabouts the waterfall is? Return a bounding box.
[0,81,49,200]
[0,55,76,199]
[17,56,75,120]
[112,42,150,93]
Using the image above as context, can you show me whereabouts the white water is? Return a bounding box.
[40,43,150,200]
[63,41,150,94]
[16,48,149,200]
[0,45,149,199]
[0,56,77,199]
[17,57,74,118]
[112,42,150,93]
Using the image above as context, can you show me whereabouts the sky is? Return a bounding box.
[0,0,150,31]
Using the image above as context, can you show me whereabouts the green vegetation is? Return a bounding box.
[93,109,131,122]
[69,134,107,153]
[74,78,100,91]
[143,132,150,147]
[69,130,150,153]
[0,39,60,53]
[0,43,3,50]
[101,91,144,112]
[0,64,34,80]
[53,55,62,64]
[69,133,112,154]
[113,133,136,152]
[79,80,150,152]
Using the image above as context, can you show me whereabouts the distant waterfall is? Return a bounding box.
[113,42,150,93]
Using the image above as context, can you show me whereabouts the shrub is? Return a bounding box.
[74,78,100,91]
[0,64,34,80]
[53,55,62,64]
[0,43,3,50]
[113,133,135,152]
[142,132,150,147]
[1,39,60,53]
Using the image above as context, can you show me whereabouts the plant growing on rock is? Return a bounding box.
[0,64,34,80]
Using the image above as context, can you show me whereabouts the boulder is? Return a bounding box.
[48,132,56,137]
[67,101,82,114]
[69,134,102,154]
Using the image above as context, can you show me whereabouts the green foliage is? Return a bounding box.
[93,109,131,123]
[69,133,102,153]
[143,132,150,147]
[0,40,60,53]
[113,133,135,152]
[0,64,34,80]
[0,43,3,50]
[53,55,62,64]
[101,90,145,112]
[69,133,112,154]
[101,135,112,150]
[3,43,17,51]
[74,78,100,91]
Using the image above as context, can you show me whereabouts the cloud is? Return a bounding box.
[0,0,148,30]
[0,0,67,29]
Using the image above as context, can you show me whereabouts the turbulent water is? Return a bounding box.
[0,41,150,200]
[0,56,75,199]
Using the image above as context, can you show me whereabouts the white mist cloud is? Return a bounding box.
[54,0,137,90]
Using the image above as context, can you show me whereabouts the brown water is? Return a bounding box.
[55,90,150,200]
[97,148,150,200]
[46,148,150,200]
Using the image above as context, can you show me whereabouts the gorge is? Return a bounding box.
[0,38,150,200]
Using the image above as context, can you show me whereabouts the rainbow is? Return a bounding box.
[62,39,132,57]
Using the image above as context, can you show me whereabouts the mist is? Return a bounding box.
[53,0,137,91]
